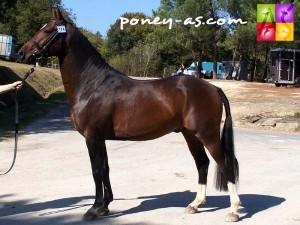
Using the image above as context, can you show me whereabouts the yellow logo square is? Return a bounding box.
[276,23,294,41]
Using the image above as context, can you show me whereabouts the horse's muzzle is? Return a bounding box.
[18,49,36,65]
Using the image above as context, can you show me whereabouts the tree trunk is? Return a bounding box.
[213,41,217,79]
[235,54,242,80]
[262,44,270,82]
[250,41,257,82]
[227,49,237,80]
[208,0,218,79]
[193,50,203,79]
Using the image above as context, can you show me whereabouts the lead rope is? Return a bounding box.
[0,67,35,175]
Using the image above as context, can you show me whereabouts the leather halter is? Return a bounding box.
[30,21,66,58]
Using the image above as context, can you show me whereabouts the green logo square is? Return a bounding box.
[257,4,275,22]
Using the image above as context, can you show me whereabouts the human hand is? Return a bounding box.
[11,81,23,90]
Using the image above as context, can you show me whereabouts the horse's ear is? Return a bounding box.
[52,7,66,22]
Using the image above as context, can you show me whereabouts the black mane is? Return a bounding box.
[66,24,128,80]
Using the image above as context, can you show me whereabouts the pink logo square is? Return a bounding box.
[257,22,276,41]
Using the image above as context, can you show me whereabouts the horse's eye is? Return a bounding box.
[44,29,52,34]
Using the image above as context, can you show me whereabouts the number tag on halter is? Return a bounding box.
[57,25,66,33]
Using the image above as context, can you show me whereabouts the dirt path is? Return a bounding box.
[211,81,300,131]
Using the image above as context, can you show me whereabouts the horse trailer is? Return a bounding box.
[0,34,16,61]
[270,48,300,87]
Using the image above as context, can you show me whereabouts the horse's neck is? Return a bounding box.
[59,27,110,106]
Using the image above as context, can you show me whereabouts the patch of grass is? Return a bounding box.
[294,112,300,119]
[285,112,300,120]
[0,61,63,108]
[0,61,65,136]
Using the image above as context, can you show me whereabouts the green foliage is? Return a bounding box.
[0,0,75,43]
[105,0,300,79]
[105,12,154,58]
[0,0,17,23]
[79,28,103,53]
[151,0,225,78]
[15,0,61,42]
[109,41,160,77]
[1,0,299,80]
[147,25,187,66]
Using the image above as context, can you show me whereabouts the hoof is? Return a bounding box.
[82,207,109,221]
[225,212,239,222]
[83,211,97,221]
[185,205,198,214]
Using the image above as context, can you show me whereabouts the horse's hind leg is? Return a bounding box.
[182,129,210,214]
[201,134,240,222]
[83,137,113,221]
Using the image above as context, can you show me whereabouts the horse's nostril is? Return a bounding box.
[18,50,24,59]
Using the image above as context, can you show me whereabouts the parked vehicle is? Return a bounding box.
[0,34,16,61]
[270,48,300,87]
[183,65,198,76]
[184,62,222,79]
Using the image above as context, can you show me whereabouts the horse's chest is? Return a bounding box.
[71,101,112,135]
[70,110,84,135]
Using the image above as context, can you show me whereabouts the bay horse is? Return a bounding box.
[18,8,240,222]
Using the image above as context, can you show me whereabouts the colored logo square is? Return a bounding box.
[257,23,275,41]
[276,4,294,23]
[276,23,294,41]
[257,4,275,22]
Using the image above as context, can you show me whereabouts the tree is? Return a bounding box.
[108,41,159,77]
[0,0,75,43]
[224,0,300,81]
[0,0,17,23]
[80,28,103,53]
[151,0,225,78]
[180,0,213,77]
[105,12,154,59]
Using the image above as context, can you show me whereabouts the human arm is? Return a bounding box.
[0,81,23,94]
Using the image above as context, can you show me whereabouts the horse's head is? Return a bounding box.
[19,8,68,64]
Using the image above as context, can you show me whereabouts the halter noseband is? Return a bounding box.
[30,21,66,59]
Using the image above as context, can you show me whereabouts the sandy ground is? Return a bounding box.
[210,81,300,131]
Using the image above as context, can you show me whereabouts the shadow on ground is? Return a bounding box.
[0,191,285,225]
[20,104,74,134]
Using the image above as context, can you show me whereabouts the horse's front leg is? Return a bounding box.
[83,137,113,221]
